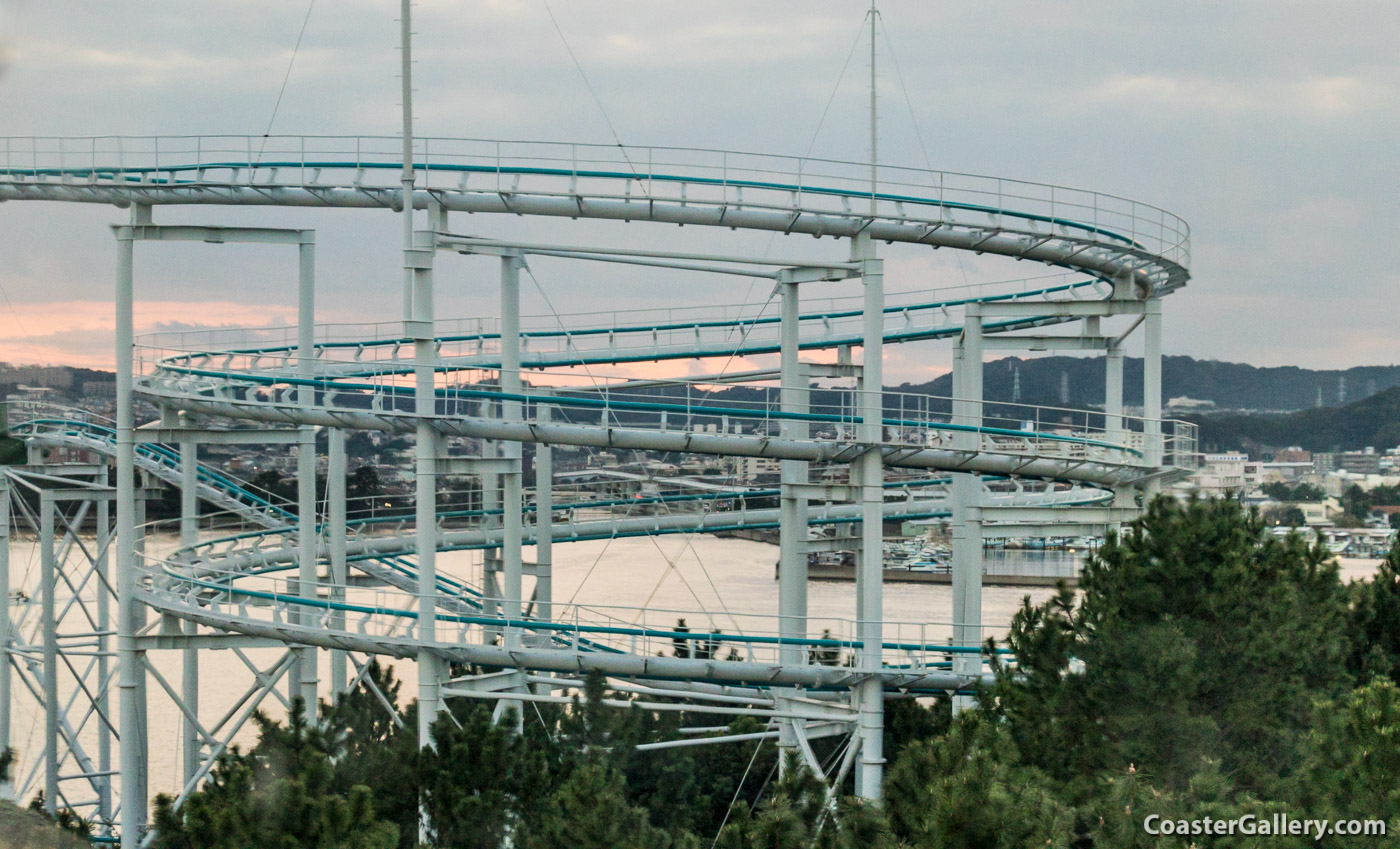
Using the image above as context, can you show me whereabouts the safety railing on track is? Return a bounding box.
[132,344,1197,472]
[140,274,1107,372]
[137,553,1003,673]
[0,135,1190,275]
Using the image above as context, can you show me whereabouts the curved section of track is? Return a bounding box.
[1,135,1192,695]
[0,135,1189,294]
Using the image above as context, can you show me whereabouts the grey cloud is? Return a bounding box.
[0,0,1397,379]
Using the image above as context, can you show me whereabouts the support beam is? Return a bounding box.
[978,300,1147,318]
[179,440,200,785]
[499,253,525,731]
[115,205,148,849]
[408,169,442,767]
[851,234,884,800]
[1105,343,1124,447]
[777,275,810,766]
[534,405,553,625]
[1143,298,1164,480]
[95,462,114,834]
[327,429,348,698]
[294,239,318,721]
[40,493,58,814]
[951,303,985,713]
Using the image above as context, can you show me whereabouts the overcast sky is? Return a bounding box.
[0,1,1396,383]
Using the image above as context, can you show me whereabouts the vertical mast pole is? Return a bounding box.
[869,1,877,216]
[400,0,415,321]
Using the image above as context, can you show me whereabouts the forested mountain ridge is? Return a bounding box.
[894,356,1400,412]
[1190,385,1400,454]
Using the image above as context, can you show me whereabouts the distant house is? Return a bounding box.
[1372,505,1400,527]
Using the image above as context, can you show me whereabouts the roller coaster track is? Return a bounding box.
[0,132,1191,835]
[14,413,1113,694]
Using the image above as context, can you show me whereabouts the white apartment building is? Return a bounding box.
[1190,452,1252,497]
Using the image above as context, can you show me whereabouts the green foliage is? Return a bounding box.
[1261,481,1324,502]
[26,793,92,839]
[1293,678,1400,844]
[420,702,527,849]
[716,753,895,849]
[1347,542,1400,683]
[1081,760,1296,849]
[140,498,1400,849]
[988,498,1350,796]
[1342,483,1400,523]
[152,698,399,849]
[885,712,1072,849]
[517,754,674,849]
[0,433,23,465]
[1262,504,1307,527]
[322,661,420,848]
[1193,385,1400,452]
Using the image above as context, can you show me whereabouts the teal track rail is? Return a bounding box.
[149,367,1143,458]
[0,159,1147,250]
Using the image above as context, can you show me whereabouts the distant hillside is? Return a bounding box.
[5,357,1399,416]
[0,362,114,399]
[894,356,1400,412]
[1188,386,1400,454]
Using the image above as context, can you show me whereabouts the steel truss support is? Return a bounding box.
[1,467,121,835]
[111,209,318,847]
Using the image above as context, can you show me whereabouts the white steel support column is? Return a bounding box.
[499,254,525,731]
[777,275,809,761]
[852,234,884,800]
[39,492,58,814]
[294,239,318,721]
[327,429,348,699]
[951,303,984,712]
[0,474,10,802]
[1143,298,1164,481]
[409,222,441,765]
[481,406,502,628]
[1105,344,1125,448]
[778,276,810,666]
[534,405,553,626]
[179,441,200,784]
[778,277,812,767]
[115,206,147,849]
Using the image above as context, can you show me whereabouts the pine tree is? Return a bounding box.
[884,712,1072,848]
[152,698,398,849]
[1346,541,1400,683]
[517,754,671,849]
[1294,678,1400,845]
[987,497,1350,796]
